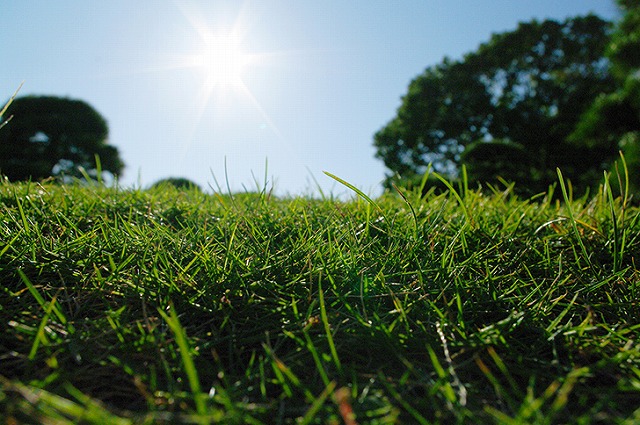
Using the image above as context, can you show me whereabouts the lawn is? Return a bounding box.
[1,171,639,424]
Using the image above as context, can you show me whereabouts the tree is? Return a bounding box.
[0,96,124,182]
[374,15,616,194]
[570,1,640,192]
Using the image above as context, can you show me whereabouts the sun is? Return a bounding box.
[172,1,254,93]
[197,32,248,89]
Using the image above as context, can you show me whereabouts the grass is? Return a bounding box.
[1,171,639,424]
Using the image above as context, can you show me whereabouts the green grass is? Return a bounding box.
[1,173,640,424]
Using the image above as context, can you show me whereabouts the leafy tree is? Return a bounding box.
[570,1,640,191]
[374,15,616,194]
[0,96,124,182]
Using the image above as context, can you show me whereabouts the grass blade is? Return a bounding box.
[0,82,23,130]
[323,171,386,220]
[298,381,337,425]
[318,277,342,375]
[393,183,418,237]
[158,303,207,416]
[431,169,475,228]
[556,168,594,270]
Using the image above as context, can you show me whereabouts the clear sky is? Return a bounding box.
[2,1,619,196]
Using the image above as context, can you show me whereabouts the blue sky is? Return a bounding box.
[3,1,619,196]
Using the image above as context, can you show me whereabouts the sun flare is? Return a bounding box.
[169,1,285,146]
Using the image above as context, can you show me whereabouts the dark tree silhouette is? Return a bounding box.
[374,15,616,194]
[0,96,124,182]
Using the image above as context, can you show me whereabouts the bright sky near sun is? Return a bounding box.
[2,1,619,196]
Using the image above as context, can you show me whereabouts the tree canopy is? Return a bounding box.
[374,15,616,194]
[0,96,124,182]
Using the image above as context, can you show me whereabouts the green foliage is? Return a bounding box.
[375,15,616,194]
[0,173,639,423]
[0,95,124,182]
[571,1,640,193]
[608,0,640,79]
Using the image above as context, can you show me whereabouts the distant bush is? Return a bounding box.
[150,177,202,192]
[461,139,537,193]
